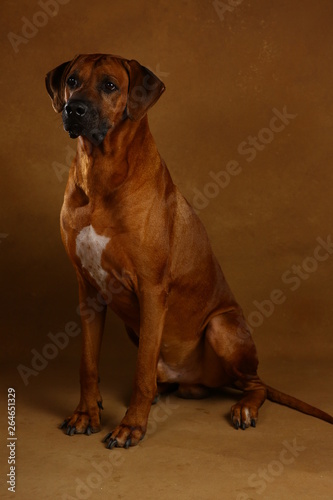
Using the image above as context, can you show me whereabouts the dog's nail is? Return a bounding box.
[251,419,256,428]
[103,432,112,443]
[97,401,104,410]
[124,438,131,449]
[107,439,117,450]
[69,426,76,436]
[86,425,92,436]
[234,421,239,430]
[241,422,246,430]
[60,420,68,429]
[66,426,72,435]
[152,395,159,405]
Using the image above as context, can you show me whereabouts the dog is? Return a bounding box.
[45,53,333,449]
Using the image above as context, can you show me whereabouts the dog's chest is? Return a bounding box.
[75,225,111,293]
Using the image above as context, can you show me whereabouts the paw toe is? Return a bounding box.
[231,403,258,430]
[104,424,145,449]
[60,405,102,436]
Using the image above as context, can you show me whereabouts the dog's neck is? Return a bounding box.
[72,115,161,199]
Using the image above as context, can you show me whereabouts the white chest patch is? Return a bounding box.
[76,225,111,293]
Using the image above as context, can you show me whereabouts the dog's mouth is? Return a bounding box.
[66,123,83,139]
[64,121,108,145]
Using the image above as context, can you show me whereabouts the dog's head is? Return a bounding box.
[45,54,165,145]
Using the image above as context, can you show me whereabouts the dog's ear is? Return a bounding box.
[123,60,165,121]
[45,60,72,113]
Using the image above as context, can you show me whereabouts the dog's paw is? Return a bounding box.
[60,400,103,436]
[103,424,145,449]
[231,402,257,430]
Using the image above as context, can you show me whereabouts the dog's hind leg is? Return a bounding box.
[205,310,267,429]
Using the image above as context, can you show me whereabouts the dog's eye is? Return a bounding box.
[67,76,78,88]
[104,81,117,93]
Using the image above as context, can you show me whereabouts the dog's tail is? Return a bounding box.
[266,385,333,424]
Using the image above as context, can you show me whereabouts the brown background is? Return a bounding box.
[1,1,333,499]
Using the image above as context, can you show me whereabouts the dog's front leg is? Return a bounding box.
[61,274,106,436]
[104,287,167,449]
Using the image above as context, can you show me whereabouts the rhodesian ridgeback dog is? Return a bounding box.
[45,54,333,449]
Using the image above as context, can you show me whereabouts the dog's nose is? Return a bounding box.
[64,101,88,117]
